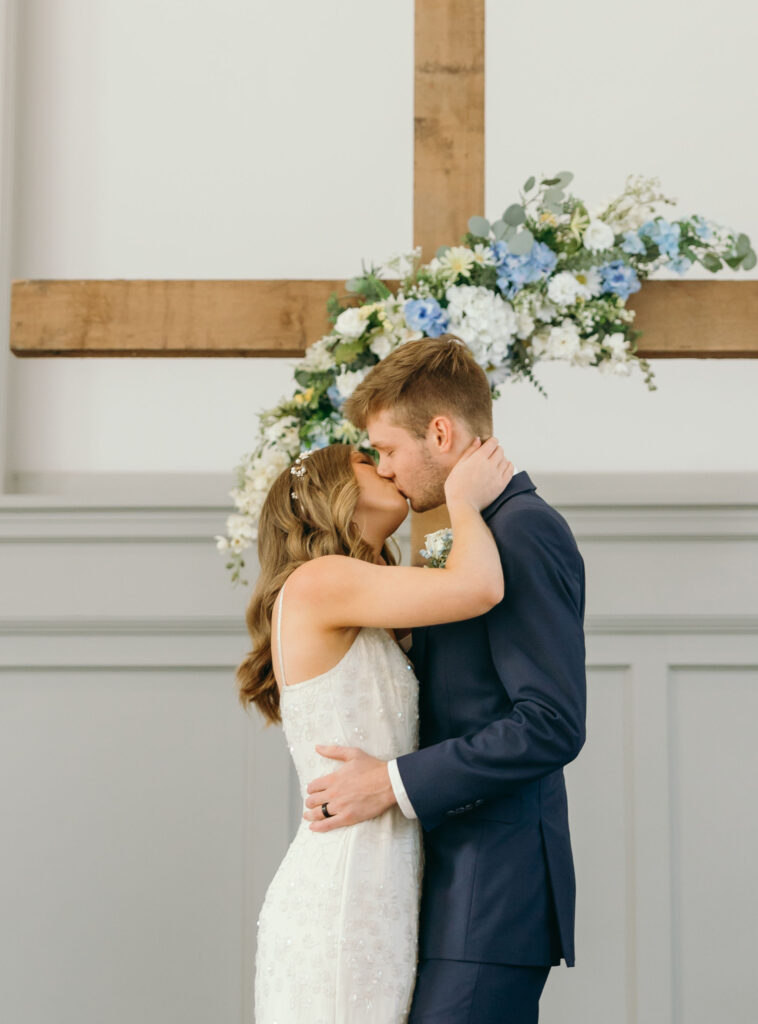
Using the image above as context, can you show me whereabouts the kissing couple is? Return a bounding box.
[239,335,587,1023]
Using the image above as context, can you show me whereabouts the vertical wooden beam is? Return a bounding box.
[413,0,485,261]
[411,0,485,559]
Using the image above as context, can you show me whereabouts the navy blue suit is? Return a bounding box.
[397,470,586,1011]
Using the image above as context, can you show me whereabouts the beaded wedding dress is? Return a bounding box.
[254,582,423,1023]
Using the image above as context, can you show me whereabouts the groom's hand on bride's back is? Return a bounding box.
[303,746,396,832]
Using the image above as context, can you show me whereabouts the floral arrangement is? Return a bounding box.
[419,529,454,569]
[217,172,754,583]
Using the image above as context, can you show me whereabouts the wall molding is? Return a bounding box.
[6,470,758,507]
[1,613,757,640]
[2,499,757,544]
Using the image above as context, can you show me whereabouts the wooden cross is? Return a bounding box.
[10,0,758,360]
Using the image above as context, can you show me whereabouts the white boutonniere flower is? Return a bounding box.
[419,528,453,568]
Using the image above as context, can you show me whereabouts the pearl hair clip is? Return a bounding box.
[290,449,315,500]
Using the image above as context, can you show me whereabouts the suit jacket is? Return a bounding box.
[395,470,586,966]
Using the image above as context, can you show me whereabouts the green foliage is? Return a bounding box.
[333,338,366,365]
[503,203,526,226]
[468,215,491,237]
[326,292,345,325]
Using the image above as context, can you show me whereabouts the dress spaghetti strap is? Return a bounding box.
[276,581,287,687]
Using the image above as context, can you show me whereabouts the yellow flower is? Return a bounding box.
[293,387,314,407]
[540,212,558,227]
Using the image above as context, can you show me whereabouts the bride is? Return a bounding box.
[237,436,513,1023]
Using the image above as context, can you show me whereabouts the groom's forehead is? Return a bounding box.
[366,411,405,448]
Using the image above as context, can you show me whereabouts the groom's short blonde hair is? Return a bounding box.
[344,335,494,440]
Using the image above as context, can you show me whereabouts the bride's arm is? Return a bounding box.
[290,438,513,631]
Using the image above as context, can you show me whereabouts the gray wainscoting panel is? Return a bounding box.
[1,480,757,1023]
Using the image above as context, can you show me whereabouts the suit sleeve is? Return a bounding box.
[394,506,587,831]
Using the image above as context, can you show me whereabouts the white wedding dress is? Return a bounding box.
[254,582,423,1023]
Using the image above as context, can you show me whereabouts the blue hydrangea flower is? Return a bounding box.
[640,219,681,257]
[404,297,449,338]
[692,216,714,242]
[668,255,693,275]
[305,425,332,449]
[621,231,645,255]
[327,384,345,411]
[600,260,641,301]
[528,242,558,277]
[494,241,557,298]
[491,241,509,267]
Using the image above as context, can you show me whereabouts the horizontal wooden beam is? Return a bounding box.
[10,279,347,357]
[629,279,758,358]
[10,278,758,358]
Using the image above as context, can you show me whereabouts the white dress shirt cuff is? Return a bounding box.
[387,758,418,819]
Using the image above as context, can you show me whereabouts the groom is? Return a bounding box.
[304,336,587,1023]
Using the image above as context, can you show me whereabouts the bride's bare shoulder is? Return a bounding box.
[287,555,361,594]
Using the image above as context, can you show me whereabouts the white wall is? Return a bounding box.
[4,0,758,482]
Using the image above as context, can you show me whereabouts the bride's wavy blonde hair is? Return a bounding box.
[237,443,397,725]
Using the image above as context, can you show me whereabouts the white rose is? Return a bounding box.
[547,271,581,307]
[334,307,367,339]
[369,332,394,360]
[582,219,615,252]
[335,367,369,400]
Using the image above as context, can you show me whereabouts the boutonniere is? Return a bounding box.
[420,528,453,568]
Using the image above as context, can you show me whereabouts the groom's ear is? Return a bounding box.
[426,415,458,454]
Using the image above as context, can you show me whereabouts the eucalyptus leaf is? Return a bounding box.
[468,215,491,237]
[545,202,564,216]
[541,177,561,186]
[544,187,565,205]
[503,203,526,226]
[701,253,722,273]
[523,176,536,192]
[736,233,751,256]
[508,228,535,255]
[742,249,757,271]
[491,219,508,240]
[504,224,516,239]
[436,245,451,259]
[556,171,574,187]
[345,277,364,293]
